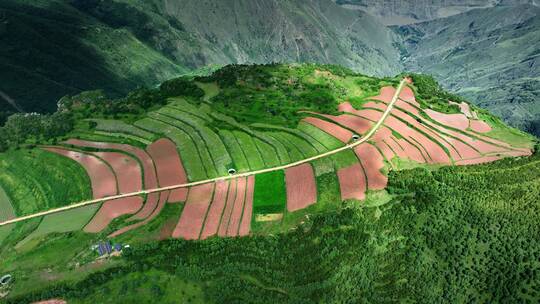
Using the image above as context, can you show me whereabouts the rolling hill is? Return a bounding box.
[0,64,538,302]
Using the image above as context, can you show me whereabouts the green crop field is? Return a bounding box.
[89,119,155,141]
[150,113,219,177]
[219,129,251,172]
[253,170,287,214]
[17,205,101,249]
[0,149,92,215]
[297,122,344,150]
[233,131,265,169]
[157,108,232,175]
[266,133,305,161]
[253,137,281,167]
[277,132,320,159]
[330,150,360,170]
[0,185,16,244]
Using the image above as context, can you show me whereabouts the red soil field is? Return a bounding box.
[399,86,419,106]
[337,163,366,200]
[354,108,450,164]
[302,117,354,143]
[147,138,188,201]
[84,196,143,233]
[43,147,117,198]
[127,192,160,221]
[321,113,372,135]
[64,139,159,190]
[218,179,237,237]
[109,191,170,238]
[200,180,229,239]
[227,177,247,236]
[384,115,451,164]
[173,183,215,240]
[425,109,469,130]
[239,176,255,236]
[456,156,502,165]
[285,164,317,212]
[354,143,387,190]
[370,86,395,103]
[376,140,396,161]
[469,120,492,133]
[93,152,142,194]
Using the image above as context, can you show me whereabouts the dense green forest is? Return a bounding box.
[9,149,540,303]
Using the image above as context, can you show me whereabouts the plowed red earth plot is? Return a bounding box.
[337,163,366,200]
[84,196,143,233]
[218,178,237,237]
[147,138,188,202]
[64,139,159,190]
[227,177,247,236]
[173,183,214,240]
[302,117,353,143]
[354,143,387,190]
[109,191,170,238]
[285,164,317,211]
[93,152,142,193]
[200,180,229,239]
[43,147,117,198]
[239,176,255,236]
[321,114,372,134]
[469,120,492,133]
[425,109,469,130]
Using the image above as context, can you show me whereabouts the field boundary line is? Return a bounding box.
[0,79,407,227]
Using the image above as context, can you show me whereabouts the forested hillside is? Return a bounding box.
[8,149,540,303]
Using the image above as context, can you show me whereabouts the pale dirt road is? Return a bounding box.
[0,79,407,227]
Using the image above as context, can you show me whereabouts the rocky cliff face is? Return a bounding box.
[152,0,402,76]
[396,4,540,133]
[335,0,536,24]
[0,0,401,117]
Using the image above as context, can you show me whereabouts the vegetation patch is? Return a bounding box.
[0,149,92,215]
[253,170,287,214]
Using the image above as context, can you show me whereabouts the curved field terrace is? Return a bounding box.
[0,77,533,247]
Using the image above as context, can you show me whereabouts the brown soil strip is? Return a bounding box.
[200,180,229,239]
[147,138,188,202]
[469,120,492,133]
[43,147,117,198]
[337,163,367,201]
[239,175,255,236]
[172,183,214,240]
[92,152,142,194]
[354,143,387,190]
[285,164,317,211]
[227,177,247,236]
[108,191,170,238]
[84,196,143,233]
[218,178,237,237]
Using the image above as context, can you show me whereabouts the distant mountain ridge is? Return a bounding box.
[0,0,539,136]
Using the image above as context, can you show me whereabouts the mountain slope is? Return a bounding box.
[396,4,540,135]
[0,0,401,119]
[335,0,537,25]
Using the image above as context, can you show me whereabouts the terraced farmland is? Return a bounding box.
[1,75,534,245]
